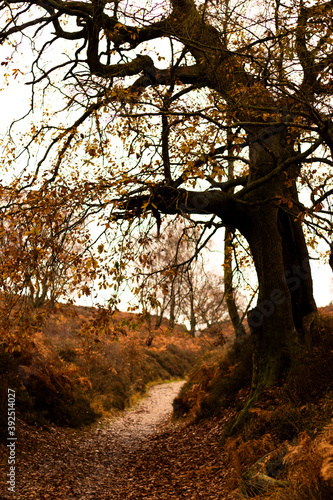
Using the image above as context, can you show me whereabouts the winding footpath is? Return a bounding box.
[84,380,186,464]
[1,379,233,499]
[1,381,188,500]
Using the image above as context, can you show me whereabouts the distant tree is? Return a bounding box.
[224,229,247,337]
[223,130,247,338]
[190,269,227,331]
[0,188,94,311]
[134,220,233,336]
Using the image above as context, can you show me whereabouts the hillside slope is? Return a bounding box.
[0,303,209,437]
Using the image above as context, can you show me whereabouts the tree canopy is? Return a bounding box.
[1,0,333,397]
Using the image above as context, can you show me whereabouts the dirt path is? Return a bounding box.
[1,379,234,499]
[102,380,185,441]
[1,380,187,500]
[83,380,186,462]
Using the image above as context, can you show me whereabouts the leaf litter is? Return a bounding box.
[0,380,237,499]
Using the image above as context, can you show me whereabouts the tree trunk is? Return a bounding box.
[169,289,175,330]
[189,285,196,337]
[224,228,247,338]
[155,312,163,328]
[239,132,317,393]
[278,208,317,337]
[242,195,318,399]
[222,201,310,439]
[155,294,168,328]
[244,205,299,392]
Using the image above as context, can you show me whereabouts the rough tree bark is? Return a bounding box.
[242,137,317,393]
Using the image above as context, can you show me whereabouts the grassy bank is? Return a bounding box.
[0,304,207,439]
[173,306,333,499]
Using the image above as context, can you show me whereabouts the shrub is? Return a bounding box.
[244,404,312,442]
[86,339,201,414]
[285,314,333,404]
[173,338,253,420]
[58,347,77,362]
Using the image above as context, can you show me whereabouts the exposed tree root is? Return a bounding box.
[220,391,260,445]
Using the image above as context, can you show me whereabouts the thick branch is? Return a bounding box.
[35,0,93,18]
[119,185,246,230]
[207,175,248,192]
[104,17,170,49]
[87,52,155,79]
[129,63,206,96]
[0,13,59,40]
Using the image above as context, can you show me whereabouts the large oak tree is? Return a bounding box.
[1,0,332,397]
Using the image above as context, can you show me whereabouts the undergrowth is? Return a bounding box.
[174,310,333,499]
[173,337,253,421]
[0,304,206,440]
